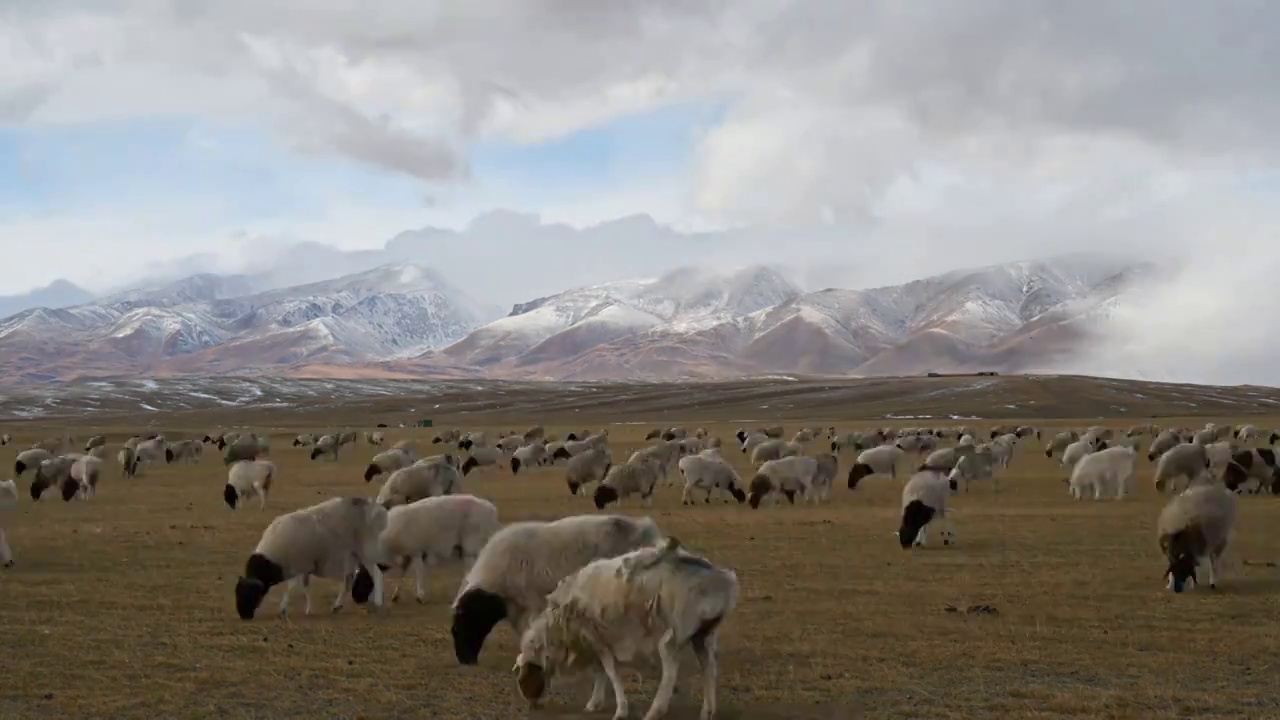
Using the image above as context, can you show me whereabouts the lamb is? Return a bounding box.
[14,448,52,477]
[363,448,415,483]
[1221,448,1280,494]
[0,478,15,567]
[897,468,958,549]
[1146,430,1183,461]
[450,514,664,665]
[593,457,664,509]
[949,447,998,493]
[1067,446,1137,500]
[461,446,506,476]
[233,497,390,620]
[375,462,463,509]
[310,435,341,462]
[512,537,736,720]
[1158,472,1237,592]
[511,443,548,474]
[349,494,500,605]
[846,444,905,489]
[749,438,801,466]
[566,447,613,496]
[748,455,819,508]
[1154,442,1212,493]
[224,460,276,511]
[677,454,747,505]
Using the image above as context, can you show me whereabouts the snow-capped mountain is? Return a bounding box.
[0,264,500,383]
[421,255,1153,380]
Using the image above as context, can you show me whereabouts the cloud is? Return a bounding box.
[1,1,1279,382]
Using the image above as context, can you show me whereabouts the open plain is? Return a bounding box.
[3,375,1280,720]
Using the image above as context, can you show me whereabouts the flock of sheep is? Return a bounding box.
[0,417,1274,719]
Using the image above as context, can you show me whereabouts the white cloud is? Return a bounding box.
[2,1,1279,382]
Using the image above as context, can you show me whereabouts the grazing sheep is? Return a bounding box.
[167,439,202,464]
[496,435,524,453]
[1126,424,1159,438]
[233,497,390,620]
[678,438,706,456]
[458,432,489,451]
[677,454,747,505]
[988,436,1015,469]
[513,537,736,720]
[337,431,358,446]
[629,441,682,486]
[68,455,103,500]
[748,455,819,508]
[117,448,138,478]
[310,435,341,462]
[807,453,839,502]
[949,447,998,493]
[450,514,664,665]
[593,457,663,509]
[292,434,317,447]
[1221,448,1280,494]
[644,428,664,441]
[792,428,815,444]
[1154,443,1212,493]
[433,429,462,444]
[1067,446,1137,500]
[1061,437,1104,475]
[350,495,500,605]
[1191,428,1217,446]
[1204,440,1237,473]
[847,445,905,489]
[897,468,958,549]
[365,431,386,446]
[511,443,548,474]
[461,446,506,476]
[1146,430,1182,461]
[0,433,9,446]
[566,448,613,496]
[363,448,415,483]
[30,456,75,501]
[223,435,264,466]
[523,425,545,443]
[1158,473,1237,592]
[749,438,802,466]
[14,448,52,477]
[737,431,770,454]
[895,434,936,454]
[375,462,463,509]
[224,460,276,511]
[84,435,106,452]
[414,453,461,470]
[920,446,971,472]
[830,431,865,453]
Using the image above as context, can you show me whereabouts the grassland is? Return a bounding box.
[3,376,1280,719]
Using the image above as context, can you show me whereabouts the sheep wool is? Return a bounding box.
[224,460,276,511]
[1158,475,1237,592]
[898,468,958,549]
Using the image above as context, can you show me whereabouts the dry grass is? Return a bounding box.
[4,383,1280,719]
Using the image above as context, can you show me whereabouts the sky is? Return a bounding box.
[2,1,1280,384]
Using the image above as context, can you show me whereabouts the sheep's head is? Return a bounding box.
[898,500,934,549]
[592,484,619,510]
[351,563,392,604]
[60,477,79,502]
[1164,551,1199,593]
[460,457,479,476]
[847,463,873,490]
[223,484,238,510]
[451,588,508,665]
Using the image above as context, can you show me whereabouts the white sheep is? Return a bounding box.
[749,438,801,466]
[948,447,997,493]
[1067,446,1137,500]
[846,444,905,489]
[233,496,389,620]
[292,433,317,447]
[566,447,613,496]
[1204,440,1236,473]
[1060,437,1104,475]
[511,443,547,474]
[69,455,103,500]
[349,494,500,605]
[676,454,747,505]
[593,457,664,509]
[375,462,462,509]
[1158,472,1237,592]
[897,468,958,549]
[0,478,15,567]
[1221,448,1280,494]
[461,446,506,476]
[224,460,276,511]
[14,448,52,477]
[1146,430,1182,461]
[449,514,664,665]
[629,441,682,485]
[362,448,416,483]
[747,455,818,509]
[1154,443,1211,493]
[310,434,341,462]
[513,537,736,720]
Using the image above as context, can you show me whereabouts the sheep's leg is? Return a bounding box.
[1209,553,1220,589]
[597,651,629,720]
[278,577,297,619]
[914,525,928,547]
[259,490,268,511]
[366,562,386,610]
[644,630,681,720]
[585,666,609,712]
[681,485,692,505]
[414,555,430,603]
[331,571,352,613]
[1093,483,1103,501]
[943,514,955,545]
[692,630,719,720]
[301,574,314,616]
[0,527,11,567]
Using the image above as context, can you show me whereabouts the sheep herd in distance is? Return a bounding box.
[1,402,1277,719]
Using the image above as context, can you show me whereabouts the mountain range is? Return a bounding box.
[0,254,1153,385]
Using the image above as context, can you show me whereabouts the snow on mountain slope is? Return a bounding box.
[0,263,498,383]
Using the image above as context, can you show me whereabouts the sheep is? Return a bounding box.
[593,457,663,509]
[1082,426,1113,443]
[224,460,276,511]
[1191,428,1216,446]
[1154,443,1212,493]
[362,448,415,483]
[807,453,839,502]
[336,431,357,446]
[830,431,865,453]
[461,446,506,476]
[629,441,682,485]
[895,434,936,454]
[167,439,202,464]
[566,447,613,496]
[644,428,664,441]
[511,443,548,474]
[234,497,389,620]
[391,439,420,457]
[1158,472,1237,592]
[523,425,545,443]
[450,514,664,665]
[846,444,905,489]
[117,447,138,478]
[792,428,815,444]
[1061,437,1104,475]
[677,454,747,505]
[0,477,15,567]
[30,456,75,501]
[292,433,317,447]
[1016,425,1039,439]
[1041,430,1077,459]
[897,468,958,549]
[920,446,968,472]
[364,431,386,446]
[0,433,9,446]
[1204,440,1237,473]
[678,438,705,456]
[223,436,263,466]
[1221,448,1280,494]
[375,462,463,509]
[84,435,106,452]
[988,436,1016,469]
[1067,446,1137,500]
[349,495,500,606]
[661,427,688,441]
[67,455,103,500]
[512,537,736,720]
[949,447,998,493]
[433,429,462,444]
[14,448,52,477]
[496,435,524,453]
[748,455,819,509]
[458,432,488,451]
[1146,430,1183,461]
[414,453,461,470]
[749,438,801,466]
[737,431,770,454]
[310,435,341,462]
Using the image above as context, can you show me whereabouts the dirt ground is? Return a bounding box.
[3,378,1280,719]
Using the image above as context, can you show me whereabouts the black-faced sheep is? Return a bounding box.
[224,460,275,511]
[897,468,958,549]
[1158,473,1236,592]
